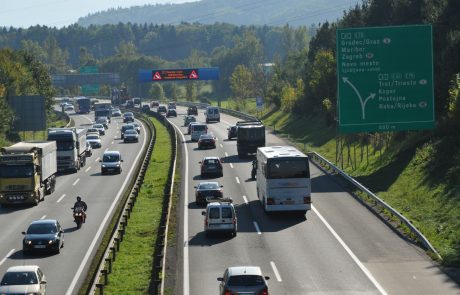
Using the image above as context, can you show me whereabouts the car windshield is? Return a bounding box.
[87,129,97,133]
[122,125,134,130]
[27,223,57,234]
[1,271,38,285]
[227,275,264,287]
[125,130,137,134]
[103,154,120,162]
[93,124,103,129]
[198,183,219,190]
[205,159,219,165]
[87,135,99,140]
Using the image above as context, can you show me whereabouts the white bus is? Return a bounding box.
[256,146,311,213]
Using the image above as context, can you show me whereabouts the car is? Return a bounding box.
[166,109,177,117]
[130,122,141,133]
[64,104,74,111]
[194,182,224,206]
[187,106,198,115]
[111,108,122,117]
[124,129,139,143]
[92,124,105,135]
[123,112,135,123]
[96,117,109,129]
[167,101,176,109]
[85,141,92,156]
[22,219,64,254]
[183,115,196,126]
[100,150,123,174]
[227,125,237,140]
[205,106,220,123]
[201,201,237,236]
[199,156,223,177]
[0,265,47,295]
[86,133,102,148]
[121,124,135,139]
[187,121,199,134]
[198,133,216,149]
[217,266,269,295]
[142,104,150,112]
[158,105,167,114]
[126,100,134,108]
[150,101,159,108]
[86,127,99,135]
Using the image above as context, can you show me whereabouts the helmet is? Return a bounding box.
[76,196,81,201]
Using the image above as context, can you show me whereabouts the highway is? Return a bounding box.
[0,109,148,295]
[166,106,460,295]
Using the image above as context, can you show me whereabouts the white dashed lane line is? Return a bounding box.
[95,157,100,162]
[72,178,80,186]
[253,221,262,235]
[225,152,228,157]
[230,163,234,169]
[235,177,240,184]
[270,261,283,282]
[0,249,15,267]
[40,215,46,220]
[220,144,224,148]
[242,195,248,204]
[85,166,91,172]
[57,194,66,203]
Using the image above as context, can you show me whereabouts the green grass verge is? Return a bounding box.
[102,117,172,294]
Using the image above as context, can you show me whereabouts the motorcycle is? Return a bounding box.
[72,206,85,229]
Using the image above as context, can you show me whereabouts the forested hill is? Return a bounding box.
[77,0,356,27]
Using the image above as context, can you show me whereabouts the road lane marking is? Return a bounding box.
[242,195,248,204]
[0,249,15,267]
[225,152,228,157]
[114,136,117,139]
[95,157,100,162]
[85,166,91,172]
[57,194,66,203]
[270,261,283,282]
[40,215,46,220]
[104,148,108,152]
[72,178,80,186]
[235,177,240,184]
[230,163,234,169]
[220,144,223,148]
[253,221,262,234]
[312,205,388,295]
[111,141,114,144]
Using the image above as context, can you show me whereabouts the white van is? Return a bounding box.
[191,123,208,141]
[201,201,237,237]
[205,106,220,123]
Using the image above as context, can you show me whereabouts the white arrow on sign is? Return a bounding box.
[342,77,376,120]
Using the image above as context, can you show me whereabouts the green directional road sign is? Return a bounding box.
[80,66,99,95]
[336,24,434,133]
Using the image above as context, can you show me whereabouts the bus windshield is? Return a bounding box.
[267,158,309,179]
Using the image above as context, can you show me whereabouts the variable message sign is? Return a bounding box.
[138,67,219,82]
[336,24,434,133]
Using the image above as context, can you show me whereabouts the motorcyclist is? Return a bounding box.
[72,196,87,223]
[251,159,257,180]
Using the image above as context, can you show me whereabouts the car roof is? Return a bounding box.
[103,150,121,156]
[200,133,213,138]
[124,112,133,115]
[30,219,58,226]
[203,156,220,160]
[6,265,40,273]
[227,266,263,277]
[125,129,137,133]
[93,124,103,127]
[198,181,220,187]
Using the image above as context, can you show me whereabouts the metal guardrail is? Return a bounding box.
[307,151,442,260]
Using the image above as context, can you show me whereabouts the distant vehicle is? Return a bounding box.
[123,112,135,123]
[194,182,223,206]
[92,124,105,136]
[94,102,112,123]
[85,141,92,156]
[0,265,47,295]
[130,122,141,133]
[133,97,141,106]
[191,123,207,141]
[95,117,109,129]
[217,266,269,295]
[205,106,220,123]
[166,109,177,117]
[187,106,198,116]
[74,97,91,114]
[167,101,176,109]
[256,146,311,214]
[157,105,167,113]
[184,115,196,126]
[142,104,150,112]
[201,201,237,237]
[121,124,135,139]
[64,104,74,111]
[199,156,223,177]
[111,108,122,117]
[22,219,64,254]
[100,150,123,174]
[198,133,216,149]
[150,101,159,108]
[123,129,139,143]
[236,121,265,157]
[47,128,86,172]
[86,128,99,135]
[187,121,199,134]
[126,100,134,108]
[86,134,102,148]
[227,125,237,140]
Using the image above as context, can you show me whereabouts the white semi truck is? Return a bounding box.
[47,128,86,172]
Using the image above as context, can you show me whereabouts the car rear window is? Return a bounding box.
[221,207,233,218]
[209,208,220,219]
[227,275,264,286]
[193,125,206,132]
[199,183,219,189]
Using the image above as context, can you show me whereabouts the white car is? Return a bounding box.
[92,124,105,136]
[0,265,46,295]
[86,134,102,148]
[201,201,237,237]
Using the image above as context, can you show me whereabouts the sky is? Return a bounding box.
[0,0,197,28]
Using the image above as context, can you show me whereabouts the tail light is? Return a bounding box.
[232,218,236,224]
[304,196,312,204]
[259,288,269,295]
[224,291,233,295]
[204,219,208,226]
[267,198,274,205]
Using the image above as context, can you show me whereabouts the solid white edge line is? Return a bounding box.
[57,194,66,203]
[242,195,248,204]
[220,144,223,148]
[312,205,388,295]
[40,215,46,220]
[0,249,15,267]
[85,166,91,172]
[65,120,149,295]
[253,221,262,235]
[104,148,108,152]
[72,178,80,186]
[230,163,234,169]
[235,177,240,184]
[270,261,283,282]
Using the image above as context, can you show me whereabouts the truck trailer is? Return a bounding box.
[0,141,57,206]
[236,121,266,158]
[47,128,86,172]
[94,102,112,122]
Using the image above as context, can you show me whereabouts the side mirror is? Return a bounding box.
[220,185,223,188]
[121,160,124,162]
[201,211,206,216]
[265,276,270,280]
[40,280,47,284]
[217,277,224,281]
[220,158,224,163]
[199,161,202,164]
[21,231,26,235]
[194,186,197,189]
[99,160,102,162]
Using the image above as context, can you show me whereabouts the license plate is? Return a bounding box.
[208,165,216,169]
[284,200,294,204]
[34,245,46,249]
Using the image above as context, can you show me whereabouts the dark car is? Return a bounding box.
[200,156,223,177]
[158,106,167,114]
[198,133,216,149]
[187,106,198,116]
[124,129,139,143]
[22,219,64,254]
[126,100,134,108]
[166,109,177,117]
[121,124,135,139]
[227,125,237,140]
[123,112,135,123]
[142,104,150,112]
[194,182,223,206]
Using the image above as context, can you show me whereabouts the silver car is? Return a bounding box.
[100,150,123,174]
[0,265,46,295]
[218,266,269,295]
[123,129,139,143]
[86,134,102,148]
[92,124,105,135]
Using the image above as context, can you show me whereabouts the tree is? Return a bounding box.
[230,65,253,109]
[185,82,197,101]
[149,83,164,100]
[116,41,138,57]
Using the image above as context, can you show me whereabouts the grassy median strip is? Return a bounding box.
[103,117,172,294]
